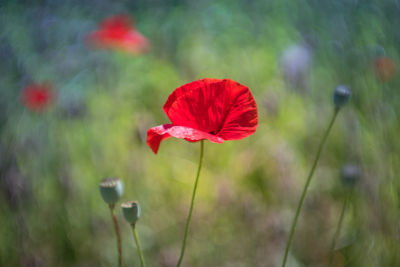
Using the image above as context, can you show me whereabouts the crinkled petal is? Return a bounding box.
[215,86,258,140]
[147,124,224,154]
[163,79,258,140]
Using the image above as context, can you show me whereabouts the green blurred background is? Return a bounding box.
[1,0,400,266]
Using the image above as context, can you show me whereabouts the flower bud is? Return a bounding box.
[121,201,141,224]
[340,164,361,187]
[333,85,352,108]
[99,177,123,205]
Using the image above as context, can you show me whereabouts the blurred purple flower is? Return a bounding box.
[280,43,312,91]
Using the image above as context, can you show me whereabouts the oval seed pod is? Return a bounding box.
[340,164,361,187]
[99,177,123,205]
[333,85,352,108]
[121,201,141,224]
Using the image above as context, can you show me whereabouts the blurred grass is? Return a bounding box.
[1,0,400,266]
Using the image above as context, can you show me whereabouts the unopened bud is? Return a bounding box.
[333,85,352,108]
[341,164,361,187]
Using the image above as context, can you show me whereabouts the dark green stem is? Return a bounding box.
[131,224,146,267]
[176,140,205,267]
[281,108,340,267]
[109,204,122,267]
[328,191,350,267]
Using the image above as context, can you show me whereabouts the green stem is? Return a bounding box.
[176,140,205,267]
[281,108,340,267]
[328,191,350,267]
[131,224,146,267]
[110,204,122,267]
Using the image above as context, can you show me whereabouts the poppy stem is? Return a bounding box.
[131,224,146,267]
[177,140,205,267]
[281,108,340,267]
[109,204,122,267]
[328,190,350,267]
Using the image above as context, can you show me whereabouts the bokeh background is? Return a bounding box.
[1,0,400,266]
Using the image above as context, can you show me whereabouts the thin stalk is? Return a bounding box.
[110,204,122,267]
[328,191,350,267]
[131,224,146,267]
[281,108,340,267]
[177,140,205,267]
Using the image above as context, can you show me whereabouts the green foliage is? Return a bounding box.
[0,0,399,266]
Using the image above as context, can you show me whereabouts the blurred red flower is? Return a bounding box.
[374,57,396,81]
[86,14,150,54]
[21,83,54,112]
[147,78,258,154]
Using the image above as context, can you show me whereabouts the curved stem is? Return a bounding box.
[110,204,122,267]
[177,140,205,267]
[281,108,339,267]
[132,224,146,267]
[328,191,350,267]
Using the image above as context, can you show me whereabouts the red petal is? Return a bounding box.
[100,14,132,32]
[374,57,396,81]
[21,83,54,112]
[86,15,149,55]
[147,124,224,154]
[120,30,150,54]
[163,79,258,140]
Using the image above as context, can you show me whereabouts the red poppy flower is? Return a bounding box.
[21,83,54,112]
[147,78,258,154]
[374,57,396,81]
[86,14,150,54]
